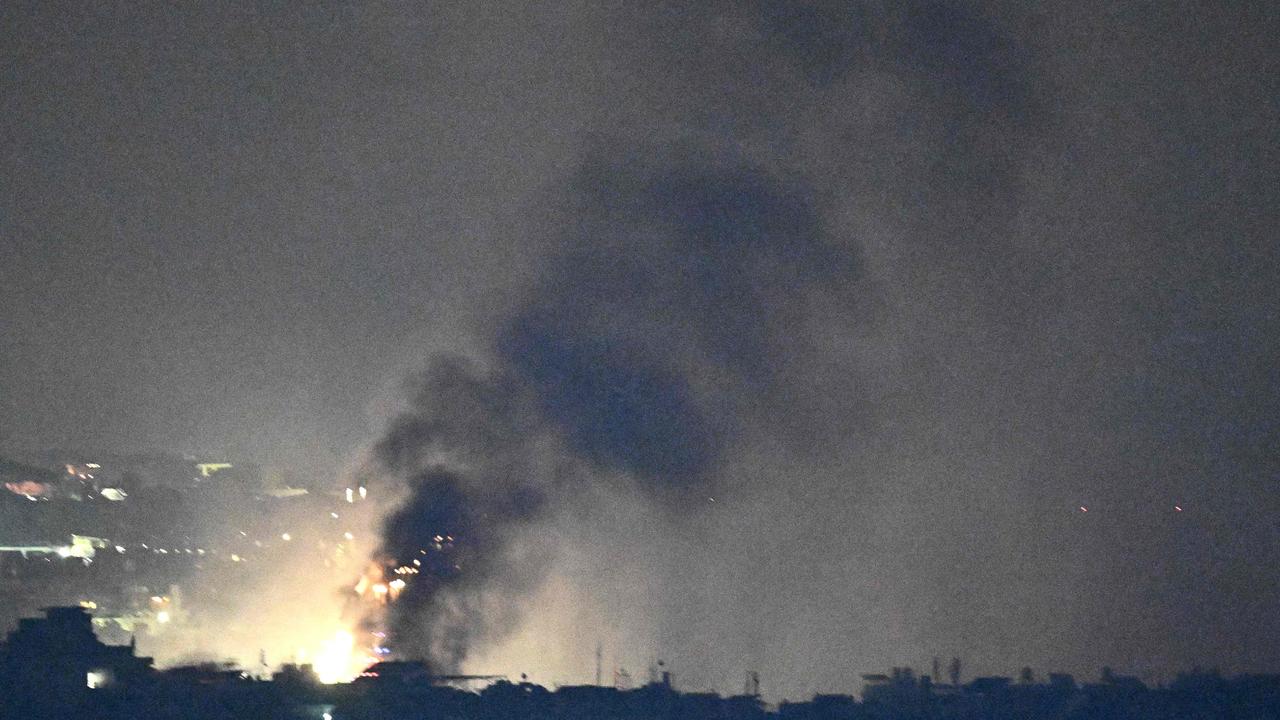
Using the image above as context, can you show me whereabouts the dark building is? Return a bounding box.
[0,606,152,695]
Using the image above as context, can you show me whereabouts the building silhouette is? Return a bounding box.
[0,605,153,695]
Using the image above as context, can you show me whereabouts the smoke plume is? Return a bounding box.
[363,149,855,669]
[369,358,555,671]
[346,0,1279,694]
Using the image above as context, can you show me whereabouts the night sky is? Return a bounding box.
[2,1,1278,698]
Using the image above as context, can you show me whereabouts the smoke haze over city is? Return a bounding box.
[2,0,1278,701]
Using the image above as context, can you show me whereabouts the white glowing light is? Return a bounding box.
[281,533,292,542]
[314,630,357,684]
[156,610,171,624]
[358,486,367,500]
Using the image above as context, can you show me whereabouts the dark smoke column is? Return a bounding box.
[365,157,834,672]
[371,357,553,672]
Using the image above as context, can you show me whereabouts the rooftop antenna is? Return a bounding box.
[744,670,760,697]
[595,641,603,686]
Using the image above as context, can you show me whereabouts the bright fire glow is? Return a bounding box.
[313,629,376,684]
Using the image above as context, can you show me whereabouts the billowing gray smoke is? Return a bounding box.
[359,0,1277,692]
[371,358,554,671]
[369,155,852,670]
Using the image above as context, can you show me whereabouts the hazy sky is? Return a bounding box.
[2,1,1278,698]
